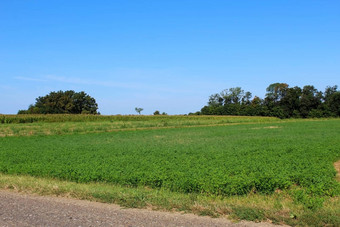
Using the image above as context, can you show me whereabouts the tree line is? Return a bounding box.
[194,83,340,118]
[17,85,339,118]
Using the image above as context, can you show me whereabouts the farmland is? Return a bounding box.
[0,115,339,226]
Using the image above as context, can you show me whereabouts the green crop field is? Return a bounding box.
[0,115,339,226]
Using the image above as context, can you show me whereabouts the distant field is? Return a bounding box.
[0,114,279,137]
[0,116,339,225]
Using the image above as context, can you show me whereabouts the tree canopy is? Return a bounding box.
[196,83,340,118]
[135,107,143,115]
[18,90,99,114]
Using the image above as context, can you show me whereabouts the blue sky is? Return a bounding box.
[1,0,339,115]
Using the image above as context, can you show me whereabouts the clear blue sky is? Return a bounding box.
[1,0,339,115]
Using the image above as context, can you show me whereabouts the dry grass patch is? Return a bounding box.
[334,160,340,182]
[251,126,281,130]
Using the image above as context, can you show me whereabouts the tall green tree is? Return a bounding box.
[208,93,224,107]
[324,85,338,102]
[18,90,98,114]
[280,86,302,117]
[328,92,340,116]
[220,87,244,104]
[265,83,289,104]
[299,85,323,117]
[324,86,340,116]
[241,91,252,105]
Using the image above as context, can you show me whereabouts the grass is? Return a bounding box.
[0,116,339,226]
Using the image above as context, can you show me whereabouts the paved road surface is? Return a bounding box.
[0,190,278,227]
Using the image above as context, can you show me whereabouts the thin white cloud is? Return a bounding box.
[14,76,48,82]
[44,75,196,94]
[0,85,14,90]
[44,75,142,89]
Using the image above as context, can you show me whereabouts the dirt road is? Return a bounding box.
[0,190,278,227]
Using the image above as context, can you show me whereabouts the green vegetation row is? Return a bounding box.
[1,120,339,200]
[0,114,277,124]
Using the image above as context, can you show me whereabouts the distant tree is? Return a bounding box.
[18,90,98,114]
[220,87,244,104]
[17,110,27,114]
[153,110,167,115]
[241,91,252,105]
[280,86,302,117]
[208,93,223,107]
[328,92,340,116]
[324,85,338,102]
[300,85,323,118]
[188,111,201,115]
[265,83,289,104]
[203,87,253,115]
[251,96,262,106]
[200,105,214,115]
[135,107,143,115]
[324,86,340,116]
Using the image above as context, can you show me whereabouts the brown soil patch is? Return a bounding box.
[334,160,340,182]
[264,126,279,129]
[251,126,280,130]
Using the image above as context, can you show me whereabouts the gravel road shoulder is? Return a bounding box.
[0,190,280,227]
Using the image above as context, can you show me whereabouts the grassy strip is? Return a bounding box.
[0,114,278,124]
[0,173,339,226]
[0,115,279,137]
[0,116,334,138]
[0,120,279,137]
